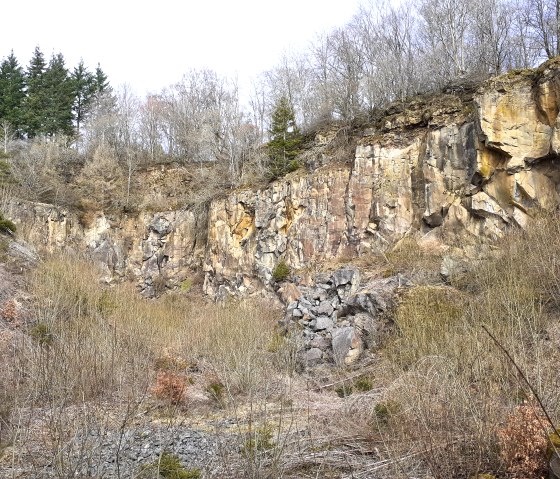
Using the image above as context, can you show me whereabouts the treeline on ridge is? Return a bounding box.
[0,0,559,211]
[0,47,110,141]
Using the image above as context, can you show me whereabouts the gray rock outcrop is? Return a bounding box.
[280,267,403,367]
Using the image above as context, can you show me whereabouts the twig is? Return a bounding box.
[311,364,378,391]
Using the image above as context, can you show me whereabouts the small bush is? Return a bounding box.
[206,381,226,407]
[287,159,300,172]
[373,400,400,426]
[0,213,15,234]
[97,290,117,316]
[180,278,193,292]
[152,274,168,296]
[548,430,560,460]
[335,383,353,398]
[141,450,201,479]
[272,259,290,282]
[151,371,187,405]
[353,376,373,392]
[0,160,14,185]
[242,424,275,458]
[497,401,548,479]
[29,323,53,347]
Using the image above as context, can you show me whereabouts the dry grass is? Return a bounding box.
[19,253,283,404]
[372,212,560,478]
[217,212,560,478]
[5,213,560,478]
[381,235,445,282]
[0,252,290,477]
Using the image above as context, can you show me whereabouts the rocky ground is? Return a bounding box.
[1,419,220,478]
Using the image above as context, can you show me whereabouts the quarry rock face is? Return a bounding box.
[9,60,560,327]
[205,63,560,296]
[9,61,560,365]
[9,202,203,297]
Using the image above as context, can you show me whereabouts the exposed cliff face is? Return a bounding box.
[9,202,203,296]
[204,62,560,296]
[9,61,560,300]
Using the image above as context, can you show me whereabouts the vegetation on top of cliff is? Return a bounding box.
[266,97,303,180]
[481,66,539,92]
[2,0,560,213]
[360,88,477,146]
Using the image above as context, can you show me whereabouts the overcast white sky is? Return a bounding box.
[1,0,363,97]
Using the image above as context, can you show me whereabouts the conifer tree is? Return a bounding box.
[0,51,26,138]
[94,63,110,95]
[71,60,96,137]
[42,53,74,137]
[267,96,302,179]
[24,46,47,137]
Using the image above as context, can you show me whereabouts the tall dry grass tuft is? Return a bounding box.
[0,251,288,476]
[375,212,560,478]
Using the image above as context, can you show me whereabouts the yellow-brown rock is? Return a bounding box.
[9,60,560,297]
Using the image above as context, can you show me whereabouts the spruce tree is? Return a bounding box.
[71,60,96,137]
[24,46,47,137]
[0,51,26,138]
[42,53,74,137]
[94,63,110,95]
[267,96,302,179]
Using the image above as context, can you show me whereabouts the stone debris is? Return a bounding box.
[280,267,405,368]
[2,423,222,479]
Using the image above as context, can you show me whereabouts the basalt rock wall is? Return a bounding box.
[8,202,203,296]
[9,61,560,299]
[204,61,560,296]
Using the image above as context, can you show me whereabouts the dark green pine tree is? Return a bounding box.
[42,53,74,137]
[24,46,48,137]
[94,63,110,95]
[71,60,96,137]
[0,51,26,138]
[267,96,302,179]
[91,63,116,113]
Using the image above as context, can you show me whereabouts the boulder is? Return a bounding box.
[278,283,301,304]
[332,267,360,289]
[311,316,333,332]
[305,348,323,364]
[332,327,362,366]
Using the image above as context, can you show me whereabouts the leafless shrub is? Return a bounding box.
[151,371,188,405]
[497,401,548,479]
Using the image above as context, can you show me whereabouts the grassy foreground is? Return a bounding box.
[2,213,560,478]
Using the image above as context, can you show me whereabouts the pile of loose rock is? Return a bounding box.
[280,267,407,367]
[3,422,222,479]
